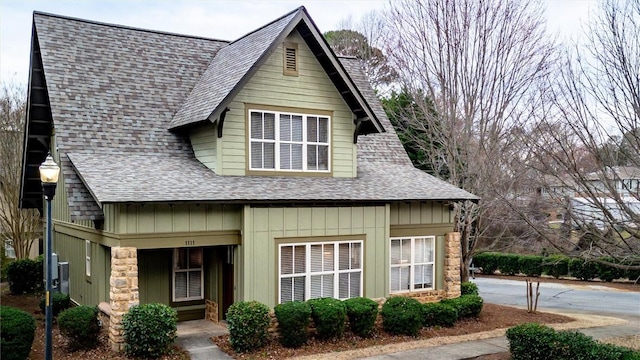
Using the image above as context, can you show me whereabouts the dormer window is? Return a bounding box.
[283,43,298,76]
[249,109,330,172]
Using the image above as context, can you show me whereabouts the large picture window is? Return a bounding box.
[389,236,435,293]
[249,110,330,172]
[173,248,204,302]
[279,240,362,303]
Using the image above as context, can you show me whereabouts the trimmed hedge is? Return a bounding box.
[226,301,270,353]
[461,281,479,296]
[58,306,100,350]
[506,322,640,360]
[6,256,44,295]
[344,297,378,338]
[274,301,311,348]
[380,296,423,336]
[568,258,598,281]
[39,292,71,317]
[542,255,570,279]
[442,295,483,319]
[497,253,520,275]
[122,303,177,358]
[0,306,36,360]
[307,297,346,340]
[472,253,499,274]
[422,302,458,327]
[518,255,544,277]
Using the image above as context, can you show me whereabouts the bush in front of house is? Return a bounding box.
[380,296,423,336]
[307,297,346,340]
[122,303,177,358]
[58,305,100,350]
[542,255,570,279]
[518,255,544,277]
[6,256,44,294]
[461,281,479,296]
[39,292,71,317]
[596,258,625,282]
[343,297,378,338]
[568,258,598,281]
[442,294,483,319]
[0,305,36,360]
[225,301,271,353]
[274,301,311,348]
[497,253,520,275]
[472,253,499,274]
[422,302,458,328]
[506,322,640,360]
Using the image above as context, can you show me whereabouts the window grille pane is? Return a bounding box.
[250,112,262,139]
[292,115,303,141]
[175,272,187,298]
[339,243,350,270]
[339,272,349,298]
[280,144,291,170]
[264,143,275,169]
[280,277,292,302]
[401,239,411,263]
[319,117,328,142]
[311,244,322,272]
[426,240,433,262]
[390,266,410,292]
[281,246,293,275]
[390,239,401,265]
[188,270,202,297]
[251,142,263,169]
[351,242,361,269]
[414,264,433,289]
[176,248,188,270]
[318,145,328,170]
[324,244,334,271]
[349,272,360,297]
[280,114,291,141]
[294,245,306,274]
[293,276,305,302]
[264,112,275,139]
[307,116,318,142]
[189,248,202,268]
[311,274,333,299]
[414,238,426,263]
[307,145,317,170]
[292,144,303,170]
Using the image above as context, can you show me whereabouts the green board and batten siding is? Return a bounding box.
[194,30,357,177]
[239,205,389,308]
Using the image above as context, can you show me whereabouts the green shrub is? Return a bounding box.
[569,258,598,281]
[122,303,177,358]
[442,295,483,319]
[596,258,624,282]
[307,297,346,340]
[626,267,640,283]
[6,257,44,294]
[58,306,100,350]
[472,253,499,274]
[344,297,378,338]
[497,253,520,275]
[380,296,423,336]
[274,301,311,348]
[461,281,479,296]
[1,257,14,282]
[506,322,640,360]
[39,292,71,317]
[422,302,458,328]
[225,301,270,353]
[0,306,36,360]
[542,255,570,279]
[518,255,544,277]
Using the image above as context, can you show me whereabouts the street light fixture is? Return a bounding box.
[39,153,59,360]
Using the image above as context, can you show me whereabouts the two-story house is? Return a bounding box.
[20,7,477,350]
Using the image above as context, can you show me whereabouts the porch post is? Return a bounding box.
[108,246,139,351]
[444,232,462,299]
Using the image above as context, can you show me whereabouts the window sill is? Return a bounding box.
[247,170,332,177]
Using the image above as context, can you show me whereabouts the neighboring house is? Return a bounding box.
[20,7,477,350]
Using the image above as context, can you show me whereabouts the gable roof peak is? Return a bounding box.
[228,6,305,46]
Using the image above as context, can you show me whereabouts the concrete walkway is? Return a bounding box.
[176,315,639,360]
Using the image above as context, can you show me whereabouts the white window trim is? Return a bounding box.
[389,236,435,293]
[85,240,91,277]
[172,248,204,302]
[278,240,363,304]
[249,109,331,172]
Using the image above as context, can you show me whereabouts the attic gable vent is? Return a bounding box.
[283,43,298,76]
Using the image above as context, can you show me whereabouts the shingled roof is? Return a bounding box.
[21,8,477,220]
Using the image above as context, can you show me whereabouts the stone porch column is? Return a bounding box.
[444,232,461,299]
[109,247,139,351]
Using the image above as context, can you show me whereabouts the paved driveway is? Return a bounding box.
[474,277,640,317]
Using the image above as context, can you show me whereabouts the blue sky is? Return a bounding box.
[0,0,596,85]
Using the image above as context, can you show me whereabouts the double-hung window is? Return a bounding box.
[389,236,435,293]
[279,240,362,303]
[249,110,330,172]
[173,248,204,302]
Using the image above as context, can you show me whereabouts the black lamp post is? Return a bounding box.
[39,153,60,360]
